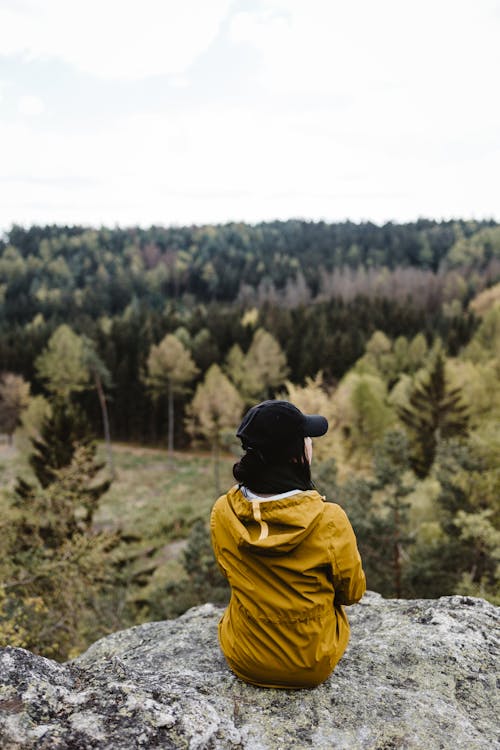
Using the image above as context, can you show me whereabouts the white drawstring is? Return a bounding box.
[251,501,269,541]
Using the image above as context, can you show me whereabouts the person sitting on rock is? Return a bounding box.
[210,399,366,689]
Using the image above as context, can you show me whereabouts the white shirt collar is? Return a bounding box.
[242,487,302,502]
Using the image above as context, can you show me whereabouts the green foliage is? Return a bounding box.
[26,401,89,487]
[224,343,250,397]
[463,305,500,363]
[447,226,500,270]
[0,219,484,443]
[0,373,30,441]
[19,400,110,508]
[143,333,198,399]
[357,330,429,385]
[225,328,289,404]
[0,218,498,650]
[143,333,198,455]
[186,364,243,494]
[330,431,415,598]
[188,363,244,442]
[398,352,469,478]
[0,448,119,660]
[162,520,229,619]
[469,281,500,316]
[335,371,394,468]
[403,439,500,602]
[35,325,90,399]
[372,432,415,597]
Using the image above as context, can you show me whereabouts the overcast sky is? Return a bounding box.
[1,0,499,231]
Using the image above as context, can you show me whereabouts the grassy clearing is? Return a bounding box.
[95,444,236,542]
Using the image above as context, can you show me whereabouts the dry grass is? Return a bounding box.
[95,443,236,542]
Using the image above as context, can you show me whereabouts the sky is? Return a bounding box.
[1,0,499,231]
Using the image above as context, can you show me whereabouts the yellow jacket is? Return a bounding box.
[210,485,366,689]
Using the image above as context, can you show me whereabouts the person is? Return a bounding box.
[210,399,366,689]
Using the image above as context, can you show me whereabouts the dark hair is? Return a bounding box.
[233,442,313,494]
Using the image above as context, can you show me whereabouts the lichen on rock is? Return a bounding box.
[1,592,499,749]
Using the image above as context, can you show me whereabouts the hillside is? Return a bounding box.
[2,219,498,442]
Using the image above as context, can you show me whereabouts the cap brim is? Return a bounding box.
[303,414,328,437]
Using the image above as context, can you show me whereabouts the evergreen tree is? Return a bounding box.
[372,431,415,598]
[404,439,500,602]
[15,400,110,514]
[331,474,395,596]
[0,373,30,443]
[1,449,119,659]
[398,352,469,478]
[183,519,229,600]
[26,401,89,487]
[326,430,414,598]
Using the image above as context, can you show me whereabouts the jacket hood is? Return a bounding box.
[224,485,325,554]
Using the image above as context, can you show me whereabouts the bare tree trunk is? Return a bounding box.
[94,372,115,478]
[167,381,174,467]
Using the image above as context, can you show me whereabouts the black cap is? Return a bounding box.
[236,400,328,458]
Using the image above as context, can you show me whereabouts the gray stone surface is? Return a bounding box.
[0,592,499,749]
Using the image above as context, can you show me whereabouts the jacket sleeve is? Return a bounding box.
[328,504,366,606]
[210,500,229,580]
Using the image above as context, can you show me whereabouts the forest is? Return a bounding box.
[1,218,499,659]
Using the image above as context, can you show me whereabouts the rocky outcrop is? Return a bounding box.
[0,592,499,749]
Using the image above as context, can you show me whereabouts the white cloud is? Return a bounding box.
[17,94,45,116]
[229,0,500,105]
[1,101,499,228]
[1,0,499,227]
[0,0,232,80]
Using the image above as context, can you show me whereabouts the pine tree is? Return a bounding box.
[398,352,469,478]
[1,449,119,659]
[27,401,90,488]
[329,430,414,598]
[15,400,110,515]
[372,431,415,598]
[404,439,500,602]
[0,373,30,443]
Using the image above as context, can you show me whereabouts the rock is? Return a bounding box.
[0,592,499,749]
